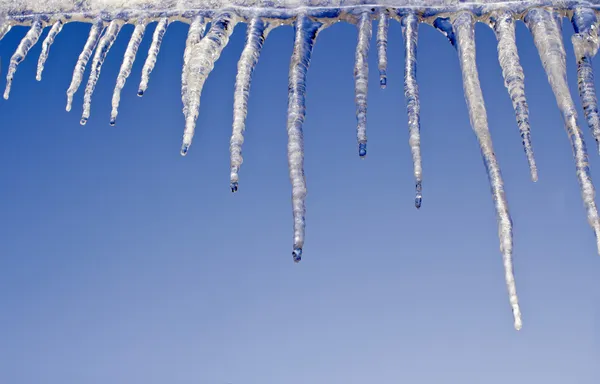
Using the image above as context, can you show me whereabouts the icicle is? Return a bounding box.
[0,20,11,41]
[80,20,122,125]
[377,10,389,88]
[354,11,372,158]
[4,18,43,99]
[490,10,538,182]
[453,12,522,330]
[181,13,237,156]
[572,7,600,154]
[526,8,600,254]
[287,15,322,262]
[230,17,269,193]
[66,20,104,112]
[110,20,146,125]
[138,17,169,96]
[402,12,423,209]
[36,19,64,81]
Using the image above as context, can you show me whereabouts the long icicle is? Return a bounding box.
[138,17,169,96]
[181,13,237,155]
[526,8,600,254]
[4,18,43,99]
[110,20,146,125]
[453,12,522,330]
[36,19,64,81]
[355,11,372,158]
[80,20,122,125]
[402,12,423,209]
[572,7,600,153]
[230,17,269,192]
[66,20,104,112]
[288,15,322,262]
[377,10,389,88]
[490,10,538,182]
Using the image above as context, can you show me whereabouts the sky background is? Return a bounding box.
[0,13,598,384]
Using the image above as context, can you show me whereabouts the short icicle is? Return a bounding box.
[181,13,237,156]
[138,17,169,96]
[526,8,600,254]
[230,17,269,192]
[287,14,322,262]
[0,20,11,41]
[571,7,600,153]
[110,20,147,125]
[4,18,43,99]
[377,10,389,88]
[80,20,122,125]
[453,12,522,330]
[354,11,372,158]
[402,12,423,209]
[37,19,64,81]
[66,20,104,112]
[491,10,537,182]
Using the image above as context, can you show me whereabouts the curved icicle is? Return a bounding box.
[36,19,64,81]
[402,12,423,209]
[230,17,269,192]
[377,10,389,88]
[491,10,538,182]
[66,20,104,112]
[571,7,600,154]
[4,18,43,99]
[526,8,600,254]
[453,12,522,331]
[0,21,11,41]
[354,11,372,158]
[110,20,147,125]
[138,17,169,96]
[288,15,322,262]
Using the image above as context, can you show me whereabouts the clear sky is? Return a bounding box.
[0,14,598,384]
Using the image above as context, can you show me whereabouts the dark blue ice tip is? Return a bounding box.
[109,118,116,126]
[137,89,144,97]
[293,248,302,263]
[80,117,88,125]
[359,143,367,158]
[380,76,387,88]
[230,181,238,193]
[180,143,190,156]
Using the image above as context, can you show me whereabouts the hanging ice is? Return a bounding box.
[377,10,389,88]
[354,11,371,158]
[37,19,64,81]
[4,18,43,99]
[138,17,169,96]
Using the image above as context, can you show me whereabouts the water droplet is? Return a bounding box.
[230,182,238,193]
[180,143,190,156]
[109,118,116,126]
[292,248,302,263]
[359,143,367,158]
[80,117,87,125]
[380,76,387,88]
[137,89,144,97]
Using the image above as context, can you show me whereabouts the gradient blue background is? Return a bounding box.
[0,14,598,383]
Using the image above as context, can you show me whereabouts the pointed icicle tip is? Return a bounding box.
[293,248,302,263]
[415,180,422,209]
[180,143,190,156]
[230,181,239,193]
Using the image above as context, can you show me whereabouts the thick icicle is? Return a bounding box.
[138,17,169,96]
[402,12,423,209]
[36,19,64,81]
[377,10,389,88]
[230,17,269,192]
[491,10,538,182]
[110,20,147,125]
[526,8,600,254]
[453,12,522,330]
[80,20,122,125]
[181,13,237,156]
[4,18,43,99]
[354,11,372,158]
[572,7,600,153]
[66,20,104,112]
[287,15,321,262]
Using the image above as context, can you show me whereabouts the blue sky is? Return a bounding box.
[0,14,598,384]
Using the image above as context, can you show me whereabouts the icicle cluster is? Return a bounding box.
[1,1,600,330]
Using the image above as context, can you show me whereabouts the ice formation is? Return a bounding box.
[1,0,600,329]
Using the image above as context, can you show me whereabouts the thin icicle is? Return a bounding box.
[402,12,423,209]
[0,21,11,41]
[230,17,269,192]
[491,10,538,182]
[4,18,43,99]
[377,10,389,88]
[181,13,237,156]
[287,15,322,262]
[110,20,147,125]
[354,11,372,158]
[138,17,169,96]
[453,12,522,330]
[66,20,104,112]
[572,7,600,153]
[526,8,600,254]
[80,20,122,125]
[36,19,64,81]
